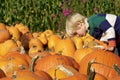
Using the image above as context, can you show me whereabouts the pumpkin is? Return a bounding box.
[43,29,54,40]
[29,51,51,59]
[14,23,30,34]
[73,47,93,63]
[47,34,61,50]
[0,54,29,77]
[32,32,40,38]
[46,64,79,80]
[7,26,21,40]
[79,49,120,79]
[29,38,43,48]
[0,39,18,56]
[71,36,83,49]
[34,54,79,72]
[38,32,48,45]
[60,73,88,80]
[60,72,107,80]
[34,70,53,80]
[0,77,12,80]
[54,35,76,57]
[94,73,107,80]
[4,52,31,65]
[82,33,107,48]
[0,69,6,78]
[0,23,11,43]
[11,70,48,80]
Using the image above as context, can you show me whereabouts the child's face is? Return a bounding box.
[72,21,86,37]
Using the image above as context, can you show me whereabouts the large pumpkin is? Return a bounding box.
[46,64,79,80]
[11,70,48,80]
[34,54,79,72]
[60,73,88,80]
[73,47,93,63]
[79,49,120,79]
[0,54,30,77]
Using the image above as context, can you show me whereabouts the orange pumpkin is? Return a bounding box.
[73,47,93,63]
[71,36,83,49]
[0,69,6,78]
[46,64,79,80]
[0,23,11,43]
[79,49,120,79]
[11,70,48,80]
[47,34,61,50]
[7,26,21,40]
[60,72,107,80]
[60,73,88,80]
[0,39,18,56]
[82,33,107,48]
[34,54,79,72]
[38,32,48,45]
[0,77,12,80]
[4,52,31,65]
[43,29,54,40]
[29,51,51,59]
[29,38,43,48]
[54,35,76,57]
[34,70,53,80]
[14,23,30,34]
[0,54,30,77]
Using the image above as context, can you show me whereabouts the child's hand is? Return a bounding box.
[103,46,114,51]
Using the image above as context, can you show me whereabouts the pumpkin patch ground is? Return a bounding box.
[0,23,120,80]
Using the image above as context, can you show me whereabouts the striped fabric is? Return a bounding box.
[87,14,120,47]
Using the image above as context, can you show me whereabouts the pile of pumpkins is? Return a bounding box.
[0,22,120,80]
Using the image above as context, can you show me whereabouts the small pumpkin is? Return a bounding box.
[0,39,18,56]
[47,34,61,50]
[38,32,48,45]
[7,26,21,40]
[54,35,76,57]
[14,23,30,34]
[71,36,83,49]
[43,29,54,40]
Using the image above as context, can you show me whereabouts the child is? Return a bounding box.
[66,13,120,55]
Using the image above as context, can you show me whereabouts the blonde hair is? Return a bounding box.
[66,13,86,36]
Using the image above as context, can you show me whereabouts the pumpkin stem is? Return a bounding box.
[88,68,95,80]
[87,59,95,75]
[53,68,59,80]
[87,60,95,80]
[57,51,62,55]
[30,55,39,72]
[12,71,17,79]
[83,41,89,48]
[113,64,120,76]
